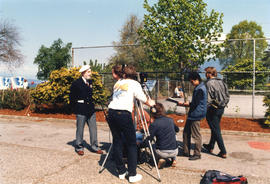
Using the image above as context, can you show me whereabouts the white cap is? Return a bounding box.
[79,65,91,73]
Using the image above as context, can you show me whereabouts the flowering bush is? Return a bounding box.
[30,67,109,111]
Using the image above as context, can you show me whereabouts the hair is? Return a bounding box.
[188,72,202,82]
[112,65,124,78]
[123,65,137,79]
[150,103,166,119]
[204,67,217,77]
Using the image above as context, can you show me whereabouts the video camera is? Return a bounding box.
[138,72,148,84]
[121,64,147,84]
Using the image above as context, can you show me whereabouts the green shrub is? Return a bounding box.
[30,67,110,111]
[0,89,31,111]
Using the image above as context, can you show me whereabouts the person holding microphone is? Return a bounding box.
[107,65,155,183]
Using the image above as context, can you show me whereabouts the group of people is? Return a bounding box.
[177,68,229,161]
[69,64,229,183]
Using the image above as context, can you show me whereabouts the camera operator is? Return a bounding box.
[140,103,179,169]
[107,65,155,183]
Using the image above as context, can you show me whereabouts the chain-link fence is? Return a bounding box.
[72,38,270,118]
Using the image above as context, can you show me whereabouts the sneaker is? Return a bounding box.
[119,171,128,180]
[203,144,213,153]
[157,159,166,169]
[129,174,142,183]
[217,152,227,159]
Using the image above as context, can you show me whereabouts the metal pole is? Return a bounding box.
[72,48,74,67]
[168,80,170,97]
[252,39,256,118]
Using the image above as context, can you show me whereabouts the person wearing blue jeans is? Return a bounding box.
[203,67,230,159]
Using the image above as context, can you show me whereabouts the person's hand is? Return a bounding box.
[178,101,184,106]
[148,99,155,107]
[178,101,189,106]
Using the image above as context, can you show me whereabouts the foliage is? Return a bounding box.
[222,59,268,90]
[30,67,110,109]
[139,0,223,72]
[83,59,111,73]
[262,44,270,68]
[109,15,149,71]
[33,38,72,80]
[219,20,267,68]
[0,19,23,66]
[0,89,31,111]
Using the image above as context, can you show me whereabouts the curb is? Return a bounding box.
[1,114,270,138]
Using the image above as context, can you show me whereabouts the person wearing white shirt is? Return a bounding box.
[108,65,155,183]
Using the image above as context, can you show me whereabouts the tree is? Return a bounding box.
[139,0,223,72]
[0,19,23,66]
[110,15,149,71]
[222,59,267,90]
[34,39,72,80]
[262,44,270,68]
[219,20,267,68]
[83,59,110,73]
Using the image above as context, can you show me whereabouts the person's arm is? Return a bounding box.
[144,98,155,107]
[178,101,189,107]
[174,123,179,133]
[69,83,76,105]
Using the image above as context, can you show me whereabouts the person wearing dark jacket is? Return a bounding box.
[178,72,207,160]
[69,65,103,156]
[141,103,179,169]
[203,67,230,159]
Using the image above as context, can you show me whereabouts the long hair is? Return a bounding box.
[151,103,166,119]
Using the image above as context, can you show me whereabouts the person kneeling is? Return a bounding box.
[141,103,179,169]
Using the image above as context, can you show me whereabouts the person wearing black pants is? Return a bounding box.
[107,65,155,183]
[205,107,226,157]
[203,67,230,159]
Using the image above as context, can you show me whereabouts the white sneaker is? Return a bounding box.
[119,171,128,180]
[129,174,142,183]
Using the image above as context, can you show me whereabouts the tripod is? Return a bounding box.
[99,86,162,182]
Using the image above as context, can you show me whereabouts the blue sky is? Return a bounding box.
[1,0,269,79]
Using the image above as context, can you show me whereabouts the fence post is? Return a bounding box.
[252,39,256,118]
[72,48,74,67]
[167,80,170,97]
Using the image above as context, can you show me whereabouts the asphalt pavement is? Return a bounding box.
[0,115,270,184]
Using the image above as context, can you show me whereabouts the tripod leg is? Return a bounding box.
[99,143,113,173]
[135,101,161,182]
[147,140,161,182]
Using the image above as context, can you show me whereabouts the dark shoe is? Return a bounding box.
[189,155,201,161]
[217,152,227,159]
[95,150,103,154]
[76,150,84,156]
[203,144,213,153]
